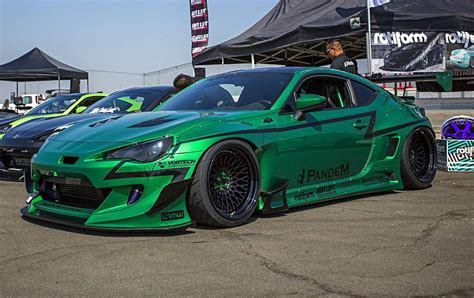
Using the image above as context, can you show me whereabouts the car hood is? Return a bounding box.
[452,49,470,57]
[3,113,108,139]
[50,111,254,145]
[0,113,20,121]
[0,115,21,126]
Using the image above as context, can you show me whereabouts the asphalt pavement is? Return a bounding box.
[0,171,473,296]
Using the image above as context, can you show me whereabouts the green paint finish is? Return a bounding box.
[24,67,434,230]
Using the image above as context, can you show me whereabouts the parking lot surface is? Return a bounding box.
[0,171,473,296]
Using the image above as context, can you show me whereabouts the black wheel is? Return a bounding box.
[470,57,474,68]
[400,127,437,189]
[188,140,260,227]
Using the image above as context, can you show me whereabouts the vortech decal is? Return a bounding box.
[158,159,196,168]
[161,210,185,221]
[297,164,349,184]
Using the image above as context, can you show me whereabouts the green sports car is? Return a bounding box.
[0,93,107,139]
[21,68,437,231]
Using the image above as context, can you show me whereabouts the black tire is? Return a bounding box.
[470,57,474,68]
[188,140,260,227]
[400,127,437,189]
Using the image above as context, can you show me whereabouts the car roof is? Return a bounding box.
[116,86,175,92]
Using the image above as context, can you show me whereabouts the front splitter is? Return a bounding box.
[20,207,195,233]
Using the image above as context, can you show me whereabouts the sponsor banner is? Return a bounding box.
[371,31,474,74]
[437,139,474,172]
[190,0,209,57]
[371,32,445,74]
[445,31,474,73]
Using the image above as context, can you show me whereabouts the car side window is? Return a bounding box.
[295,76,353,110]
[72,96,104,113]
[81,97,103,108]
[351,81,377,106]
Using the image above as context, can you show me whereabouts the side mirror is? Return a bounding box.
[75,106,87,114]
[295,94,327,121]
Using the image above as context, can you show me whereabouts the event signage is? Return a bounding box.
[190,0,209,57]
[437,140,474,172]
[371,31,474,75]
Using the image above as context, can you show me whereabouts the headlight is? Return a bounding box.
[35,123,75,142]
[0,124,12,134]
[106,137,173,162]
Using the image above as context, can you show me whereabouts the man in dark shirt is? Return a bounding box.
[326,40,357,74]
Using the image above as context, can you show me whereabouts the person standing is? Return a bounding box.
[173,74,195,92]
[326,40,358,74]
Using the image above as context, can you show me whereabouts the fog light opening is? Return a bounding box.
[26,191,40,204]
[128,185,144,205]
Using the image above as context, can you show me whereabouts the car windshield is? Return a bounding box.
[27,94,82,115]
[158,72,293,111]
[85,88,171,114]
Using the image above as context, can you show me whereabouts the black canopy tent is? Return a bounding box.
[193,0,474,68]
[0,47,88,96]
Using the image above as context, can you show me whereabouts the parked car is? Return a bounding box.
[21,68,437,231]
[0,92,107,142]
[0,86,174,181]
[449,46,474,68]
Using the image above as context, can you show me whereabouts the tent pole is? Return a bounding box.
[87,79,90,92]
[58,74,61,93]
[251,54,255,69]
[16,82,18,96]
[366,0,373,76]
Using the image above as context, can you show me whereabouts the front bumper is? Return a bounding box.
[20,207,195,232]
[0,166,25,181]
[449,56,469,68]
[23,147,203,230]
[0,143,39,181]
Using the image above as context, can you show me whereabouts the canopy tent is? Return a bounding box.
[0,48,88,95]
[193,0,474,67]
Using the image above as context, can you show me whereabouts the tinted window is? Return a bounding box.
[351,81,377,106]
[72,96,104,113]
[27,94,82,115]
[159,72,293,111]
[85,89,171,114]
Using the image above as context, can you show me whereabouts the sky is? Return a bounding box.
[0,0,278,74]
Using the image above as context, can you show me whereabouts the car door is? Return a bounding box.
[273,75,375,198]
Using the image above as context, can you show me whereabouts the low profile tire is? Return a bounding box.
[400,127,437,189]
[188,140,260,227]
[470,57,474,68]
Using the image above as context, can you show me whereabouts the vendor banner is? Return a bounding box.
[190,0,209,57]
[371,31,474,75]
[371,32,444,74]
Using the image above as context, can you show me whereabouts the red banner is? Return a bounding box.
[190,0,209,57]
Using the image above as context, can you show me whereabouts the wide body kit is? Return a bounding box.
[22,68,436,230]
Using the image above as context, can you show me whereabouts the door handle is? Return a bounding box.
[353,120,368,130]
